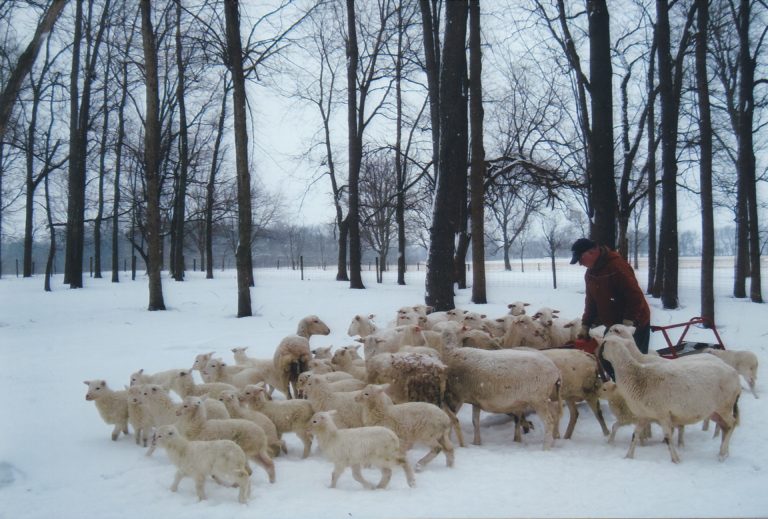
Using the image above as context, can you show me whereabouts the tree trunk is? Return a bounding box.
[95,42,112,280]
[419,0,440,187]
[468,0,486,304]
[224,0,253,317]
[206,77,229,280]
[646,37,658,295]
[735,0,762,303]
[395,1,406,286]
[112,57,130,284]
[345,0,364,290]
[425,0,467,311]
[140,0,166,311]
[696,0,715,326]
[171,0,188,282]
[587,0,616,247]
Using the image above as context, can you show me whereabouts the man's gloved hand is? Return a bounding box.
[577,325,590,340]
[622,319,636,327]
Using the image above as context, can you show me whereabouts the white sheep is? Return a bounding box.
[441,331,561,449]
[331,347,368,381]
[83,380,129,441]
[154,424,251,504]
[217,389,286,457]
[539,348,609,439]
[239,383,315,458]
[309,410,416,490]
[355,384,454,471]
[168,369,237,399]
[295,371,363,399]
[175,395,276,483]
[311,346,333,360]
[365,351,448,407]
[532,307,572,348]
[202,357,270,390]
[302,374,366,429]
[507,301,530,316]
[126,385,153,447]
[704,348,758,398]
[129,368,183,390]
[296,314,331,339]
[598,381,650,443]
[501,314,550,349]
[347,314,379,338]
[599,334,741,462]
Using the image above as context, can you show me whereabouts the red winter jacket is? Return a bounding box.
[581,247,650,328]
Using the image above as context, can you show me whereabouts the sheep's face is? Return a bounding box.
[177,397,203,416]
[84,380,107,400]
[218,391,237,405]
[507,301,529,316]
[155,425,178,443]
[192,352,214,371]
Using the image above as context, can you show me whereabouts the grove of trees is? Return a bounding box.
[1,0,765,323]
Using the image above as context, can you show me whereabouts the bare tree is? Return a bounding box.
[468,0,485,304]
[140,0,166,310]
[425,0,467,311]
[541,217,568,290]
[0,0,67,142]
[359,151,396,273]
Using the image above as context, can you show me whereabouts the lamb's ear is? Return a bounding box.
[368,313,375,320]
[380,383,391,392]
[83,380,90,385]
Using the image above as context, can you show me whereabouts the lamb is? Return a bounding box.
[309,410,416,490]
[126,385,153,447]
[302,374,366,428]
[539,348,609,439]
[598,334,741,462]
[507,301,530,316]
[440,330,561,449]
[331,347,368,381]
[83,380,129,441]
[129,368,183,390]
[295,371,363,399]
[598,381,647,443]
[168,369,237,399]
[347,314,378,338]
[532,307,572,348]
[191,351,215,376]
[355,384,454,471]
[704,348,758,398]
[296,314,331,338]
[176,395,276,483]
[154,424,251,504]
[202,358,270,390]
[239,383,315,458]
[217,389,286,458]
[311,346,333,360]
[461,312,490,333]
[458,327,501,350]
[501,314,550,349]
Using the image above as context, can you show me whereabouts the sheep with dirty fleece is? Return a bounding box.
[598,334,741,463]
[309,410,416,490]
[355,383,455,471]
[440,330,562,449]
[154,424,251,504]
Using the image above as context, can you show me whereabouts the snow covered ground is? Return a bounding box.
[0,261,765,519]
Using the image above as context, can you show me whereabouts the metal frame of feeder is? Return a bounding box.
[651,317,726,359]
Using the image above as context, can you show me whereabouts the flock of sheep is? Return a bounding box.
[84,304,759,504]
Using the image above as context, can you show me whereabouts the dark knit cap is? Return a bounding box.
[570,238,597,264]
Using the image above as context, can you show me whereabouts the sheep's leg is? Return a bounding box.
[111,423,121,441]
[194,474,208,501]
[298,431,313,458]
[748,378,758,399]
[563,400,579,439]
[660,423,681,464]
[170,471,184,492]
[415,444,440,471]
[376,467,392,489]
[587,397,610,436]
[400,458,416,488]
[532,403,555,450]
[471,405,483,446]
[676,426,685,447]
[351,464,375,489]
[237,473,251,503]
[330,464,345,488]
[702,418,710,431]
[252,452,276,483]
[439,432,455,467]
[512,415,523,442]
[625,423,644,459]
[608,421,620,443]
[443,404,465,448]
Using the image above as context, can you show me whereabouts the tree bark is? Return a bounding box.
[171,0,188,282]
[695,0,715,325]
[468,0,486,304]
[418,0,440,187]
[345,0,364,289]
[223,0,254,316]
[425,0,467,311]
[140,0,166,311]
[587,0,616,247]
[206,77,229,280]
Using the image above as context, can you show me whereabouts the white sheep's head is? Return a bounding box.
[507,301,530,316]
[84,379,108,400]
[154,425,180,444]
[177,395,205,417]
[309,410,338,431]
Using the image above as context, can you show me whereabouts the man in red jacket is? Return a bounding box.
[570,238,651,355]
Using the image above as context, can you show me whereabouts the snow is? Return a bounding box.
[0,262,766,519]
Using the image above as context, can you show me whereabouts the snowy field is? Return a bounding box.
[0,260,766,519]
